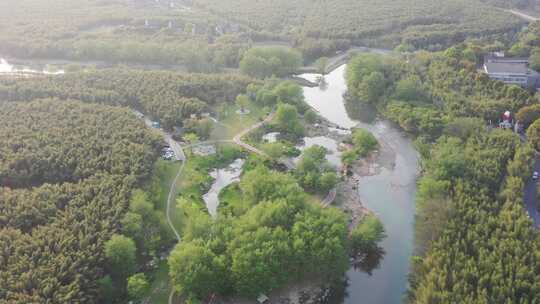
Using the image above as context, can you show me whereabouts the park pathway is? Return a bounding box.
[507,9,540,22]
[232,112,275,156]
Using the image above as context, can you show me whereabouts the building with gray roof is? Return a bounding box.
[483,53,540,88]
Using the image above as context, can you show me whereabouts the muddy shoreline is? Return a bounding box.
[309,114,397,202]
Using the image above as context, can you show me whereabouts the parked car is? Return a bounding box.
[533,171,539,180]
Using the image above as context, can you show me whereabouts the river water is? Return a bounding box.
[299,65,418,304]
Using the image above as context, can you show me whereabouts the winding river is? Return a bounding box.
[299,65,419,304]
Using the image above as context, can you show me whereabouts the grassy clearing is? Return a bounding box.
[150,160,184,230]
[210,102,269,140]
[146,160,183,303]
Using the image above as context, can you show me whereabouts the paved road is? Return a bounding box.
[142,116,184,161]
[507,9,540,22]
[524,155,540,228]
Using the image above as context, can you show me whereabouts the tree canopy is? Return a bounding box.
[0,69,254,130]
[169,165,371,300]
[240,47,303,78]
[0,99,161,303]
[345,48,540,303]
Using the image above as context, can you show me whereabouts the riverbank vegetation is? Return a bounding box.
[341,129,379,166]
[0,99,163,303]
[346,47,540,302]
[242,80,312,147]
[296,146,339,194]
[4,1,539,303]
[176,145,245,213]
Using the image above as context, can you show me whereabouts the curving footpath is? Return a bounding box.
[233,112,275,156]
[166,159,184,304]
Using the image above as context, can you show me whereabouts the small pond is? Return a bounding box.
[203,158,244,218]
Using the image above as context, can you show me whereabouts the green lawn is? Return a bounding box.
[176,153,214,215]
[146,156,216,303]
[151,160,184,230]
[211,102,269,140]
[146,160,183,304]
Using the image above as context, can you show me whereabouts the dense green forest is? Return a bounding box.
[0,0,529,66]
[194,0,524,50]
[4,0,540,302]
[0,69,254,130]
[346,46,540,301]
[0,0,250,69]
[0,99,162,303]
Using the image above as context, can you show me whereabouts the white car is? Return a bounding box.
[533,171,539,180]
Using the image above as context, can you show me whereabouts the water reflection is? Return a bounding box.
[299,64,418,304]
[295,136,342,168]
[344,96,378,124]
[352,246,386,276]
